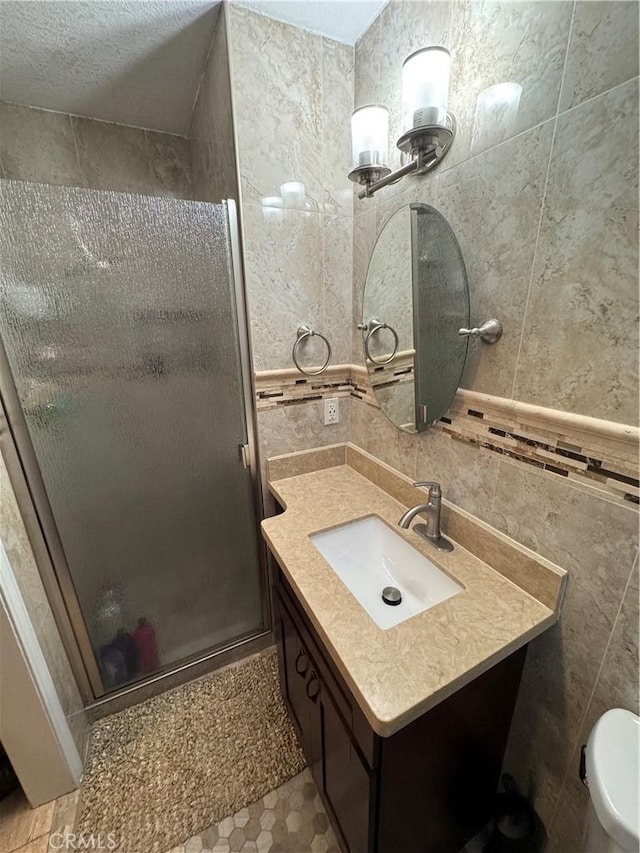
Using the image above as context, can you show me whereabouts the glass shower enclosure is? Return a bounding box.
[0,179,266,699]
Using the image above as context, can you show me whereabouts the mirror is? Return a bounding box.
[361,203,469,432]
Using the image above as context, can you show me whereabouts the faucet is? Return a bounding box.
[398,481,454,552]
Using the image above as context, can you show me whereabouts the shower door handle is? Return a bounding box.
[239,444,250,469]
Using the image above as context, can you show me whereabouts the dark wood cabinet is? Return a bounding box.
[274,570,526,853]
[321,685,371,853]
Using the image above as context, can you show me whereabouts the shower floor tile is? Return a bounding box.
[169,768,339,853]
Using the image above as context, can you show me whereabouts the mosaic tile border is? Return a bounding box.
[254,366,639,506]
[255,366,354,410]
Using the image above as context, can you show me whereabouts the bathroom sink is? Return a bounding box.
[310,515,463,629]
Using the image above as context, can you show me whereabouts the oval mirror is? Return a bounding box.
[361,203,469,432]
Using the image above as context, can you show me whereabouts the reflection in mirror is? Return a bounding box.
[362,203,469,433]
[471,82,522,155]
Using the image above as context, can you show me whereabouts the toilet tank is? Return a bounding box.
[583,708,640,853]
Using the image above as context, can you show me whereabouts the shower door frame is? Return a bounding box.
[0,198,272,709]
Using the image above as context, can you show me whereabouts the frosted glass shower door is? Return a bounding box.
[0,180,264,695]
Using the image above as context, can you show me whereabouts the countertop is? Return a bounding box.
[262,458,563,737]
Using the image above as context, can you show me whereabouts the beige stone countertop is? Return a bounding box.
[262,464,559,737]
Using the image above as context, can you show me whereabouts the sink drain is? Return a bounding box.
[382,586,402,606]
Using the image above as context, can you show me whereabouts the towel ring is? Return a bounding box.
[358,318,399,365]
[292,324,332,376]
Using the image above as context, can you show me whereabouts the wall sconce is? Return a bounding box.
[349,46,456,199]
[348,105,391,188]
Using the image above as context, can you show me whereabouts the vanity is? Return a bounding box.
[263,198,565,852]
[262,445,566,853]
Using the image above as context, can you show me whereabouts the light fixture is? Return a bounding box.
[348,46,456,199]
[348,105,391,190]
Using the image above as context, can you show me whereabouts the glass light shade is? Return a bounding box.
[402,46,451,132]
[280,181,306,208]
[470,82,522,155]
[351,105,389,168]
[262,195,283,223]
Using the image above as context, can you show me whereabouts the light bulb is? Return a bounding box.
[402,47,451,132]
[351,105,389,168]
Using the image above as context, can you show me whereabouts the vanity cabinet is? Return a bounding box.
[274,570,527,853]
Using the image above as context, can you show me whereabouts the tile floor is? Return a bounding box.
[1,767,489,853]
[0,787,79,853]
[167,769,339,853]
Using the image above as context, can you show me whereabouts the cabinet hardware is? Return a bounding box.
[307,671,320,702]
[295,648,309,676]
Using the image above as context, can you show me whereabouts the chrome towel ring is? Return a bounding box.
[358,318,399,365]
[292,324,332,376]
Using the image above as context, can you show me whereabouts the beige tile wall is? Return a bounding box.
[189,4,239,204]
[227,5,355,461]
[0,102,193,198]
[351,2,639,849]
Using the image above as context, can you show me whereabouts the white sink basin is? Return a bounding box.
[310,515,463,629]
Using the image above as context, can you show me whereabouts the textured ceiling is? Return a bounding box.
[0,1,385,135]
[234,0,387,44]
[0,1,221,135]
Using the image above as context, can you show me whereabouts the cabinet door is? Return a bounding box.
[322,687,372,853]
[279,599,314,761]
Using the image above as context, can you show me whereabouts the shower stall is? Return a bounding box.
[0,179,268,705]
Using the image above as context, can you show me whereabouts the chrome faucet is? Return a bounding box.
[398,481,454,552]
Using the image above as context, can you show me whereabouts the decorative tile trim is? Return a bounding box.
[255,365,353,410]
[440,393,639,505]
[254,364,639,504]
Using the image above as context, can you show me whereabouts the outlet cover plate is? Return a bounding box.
[324,397,339,425]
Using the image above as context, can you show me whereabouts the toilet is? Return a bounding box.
[582,708,640,852]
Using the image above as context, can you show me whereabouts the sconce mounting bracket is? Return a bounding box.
[397,112,456,162]
[353,112,457,199]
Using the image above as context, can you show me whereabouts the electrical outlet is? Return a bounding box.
[324,397,339,425]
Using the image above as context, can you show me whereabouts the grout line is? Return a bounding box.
[547,550,638,833]
[437,74,638,182]
[185,2,220,139]
[0,99,189,138]
[509,0,577,401]
[556,72,640,119]
[487,456,502,517]
[67,113,83,176]
[320,36,328,344]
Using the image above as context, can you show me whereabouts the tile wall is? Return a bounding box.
[0,102,193,198]
[190,4,239,204]
[350,2,639,849]
[227,5,354,465]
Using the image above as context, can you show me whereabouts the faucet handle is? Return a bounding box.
[413,481,442,498]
